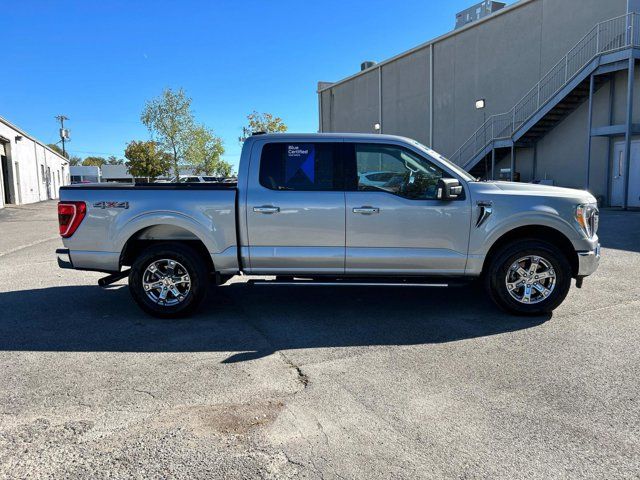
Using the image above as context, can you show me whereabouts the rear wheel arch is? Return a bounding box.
[482,225,578,278]
[120,225,214,273]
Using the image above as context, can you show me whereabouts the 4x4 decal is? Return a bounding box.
[92,201,129,209]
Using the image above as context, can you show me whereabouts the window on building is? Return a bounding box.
[350,144,448,200]
[178,176,201,183]
[259,142,343,191]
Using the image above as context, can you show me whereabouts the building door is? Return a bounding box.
[612,141,640,208]
[14,163,21,205]
[1,143,13,205]
[46,167,51,199]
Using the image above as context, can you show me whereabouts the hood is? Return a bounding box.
[476,181,597,203]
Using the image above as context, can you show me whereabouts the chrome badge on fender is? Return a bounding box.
[93,201,129,209]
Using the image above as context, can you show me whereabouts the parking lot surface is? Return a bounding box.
[0,201,639,479]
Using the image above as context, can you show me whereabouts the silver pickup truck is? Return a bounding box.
[56,133,600,318]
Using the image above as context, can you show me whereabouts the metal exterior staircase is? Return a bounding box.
[450,13,640,174]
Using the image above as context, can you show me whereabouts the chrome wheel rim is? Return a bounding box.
[505,255,557,305]
[142,259,191,306]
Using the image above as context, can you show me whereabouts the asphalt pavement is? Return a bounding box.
[0,201,638,479]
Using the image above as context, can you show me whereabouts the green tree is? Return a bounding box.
[68,156,82,166]
[240,111,287,141]
[106,155,124,165]
[141,88,195,177]
[185,125,232,176]
[82,156,106,167]
[47,143,69,159]
[124,141,172,180]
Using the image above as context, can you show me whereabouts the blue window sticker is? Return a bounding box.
[285,144,315,184]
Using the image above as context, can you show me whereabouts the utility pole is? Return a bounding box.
[55,115,70,157]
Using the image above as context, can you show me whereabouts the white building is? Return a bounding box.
[101,164,197,183]
[70,165,101,183]
[101,164,134,183]
[0,115,70,208]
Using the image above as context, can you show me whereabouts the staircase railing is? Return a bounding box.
[450,12,640,168]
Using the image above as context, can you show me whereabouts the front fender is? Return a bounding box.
[474,208,582,257]
[465,205,586,276]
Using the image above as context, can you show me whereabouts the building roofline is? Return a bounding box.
[317,0,533,93]
[0,114,69,164]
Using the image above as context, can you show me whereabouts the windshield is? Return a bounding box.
[409,140,476,182]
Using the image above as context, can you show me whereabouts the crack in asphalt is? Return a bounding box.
[132,389,157,399]
[225,289,310,393]
[284,405,326,479]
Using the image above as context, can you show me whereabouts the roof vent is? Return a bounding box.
[455,1,506,29]
[360,61,377,71]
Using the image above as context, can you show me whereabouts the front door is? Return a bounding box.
[345,143,471,275]
[611,141,640,208]
[245,140,346,274]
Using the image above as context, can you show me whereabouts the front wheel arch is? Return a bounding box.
[482,225,578,279]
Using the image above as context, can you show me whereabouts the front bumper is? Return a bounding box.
[56,248,74,269]
[577,243,600,277]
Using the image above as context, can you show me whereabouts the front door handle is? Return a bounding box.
[253,206,280,214]
[353,206,380,215]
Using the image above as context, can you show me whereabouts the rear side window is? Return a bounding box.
[259,142,343,191]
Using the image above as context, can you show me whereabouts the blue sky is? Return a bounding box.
[1,0,509,170]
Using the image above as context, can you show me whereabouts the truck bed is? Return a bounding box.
[59,183,239,274]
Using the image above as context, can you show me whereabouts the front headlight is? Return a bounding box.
[575,204,599,238]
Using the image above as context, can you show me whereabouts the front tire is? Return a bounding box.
[484,239,572,315]
[129,243,209,318]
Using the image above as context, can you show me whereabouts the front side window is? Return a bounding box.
[259,142,342,191]
[352,144,448,200]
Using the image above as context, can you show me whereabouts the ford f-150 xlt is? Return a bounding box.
[56,133,600,318]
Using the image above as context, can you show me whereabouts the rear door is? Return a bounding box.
[344,142,472,275]
[245,139,346,274]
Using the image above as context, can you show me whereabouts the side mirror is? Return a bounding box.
[437,178,463,200]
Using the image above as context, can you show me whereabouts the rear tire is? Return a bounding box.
[129,242,209,318]
[484,239,572,315]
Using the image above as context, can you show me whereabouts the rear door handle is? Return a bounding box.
[353,206,380,214]
[253,206,280,214]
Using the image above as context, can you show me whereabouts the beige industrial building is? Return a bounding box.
[0,115,70,209]
[318,0,640,208]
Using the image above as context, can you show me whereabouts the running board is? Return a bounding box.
[247,277,463,288]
